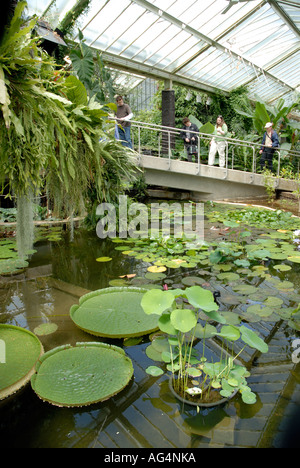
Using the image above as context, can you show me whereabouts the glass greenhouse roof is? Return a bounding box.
[26,0,300,104]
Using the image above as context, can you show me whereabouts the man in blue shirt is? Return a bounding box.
[259,122,279,172]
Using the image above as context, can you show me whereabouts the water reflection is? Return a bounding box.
[0,209,300,448]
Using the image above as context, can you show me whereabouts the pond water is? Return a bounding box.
[0,201,300,448]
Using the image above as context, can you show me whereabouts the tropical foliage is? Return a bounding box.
[234,93,300,153]
[0,1,137,215]
[69,30,117,104]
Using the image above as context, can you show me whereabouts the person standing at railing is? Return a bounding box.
[208,115,228,168]
[259,122,279,173]
[180,117,199,162]
[115,95,133,149]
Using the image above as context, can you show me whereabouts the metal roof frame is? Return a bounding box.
[26,0,300,103]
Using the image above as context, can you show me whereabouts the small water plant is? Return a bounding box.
[141,286,269,406]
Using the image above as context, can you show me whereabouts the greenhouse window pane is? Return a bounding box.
[249,31,298,69]
[94,3,146,51]
[248,78,289,103]
[270,52,300,89]
[115,12,159,57]
[141,25,191,66]
[163,0,199,19]
[154,35,203,71]
[74,0,108,32]
[127,19,175,61]
[26,0,54,16]
[83,0,131,47]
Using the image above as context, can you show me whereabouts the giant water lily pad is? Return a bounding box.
[70,287,159,338]
[0,324,44,400]
[31,342,133,407]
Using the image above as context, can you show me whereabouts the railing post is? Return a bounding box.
[197,137,200,175]
[252,146,256,174]
[168,131,171,169]
[138,126,141,165]
[158,132,161,157]
[276,150,281,177]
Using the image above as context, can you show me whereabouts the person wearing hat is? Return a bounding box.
[259,122,279,172]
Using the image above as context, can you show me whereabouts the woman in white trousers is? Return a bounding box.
[208,115,228,167]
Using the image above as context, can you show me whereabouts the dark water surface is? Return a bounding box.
[0,203,300,448]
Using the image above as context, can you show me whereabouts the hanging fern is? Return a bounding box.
[0,1,137,223]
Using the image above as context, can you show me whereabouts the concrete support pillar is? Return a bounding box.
[162,80,175,154]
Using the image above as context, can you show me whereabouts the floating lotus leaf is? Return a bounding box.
[221,311,241,325]
[108,279,128,287]
[220,293,245,305]
[146,366,164,377]
[287,255,300,263]
[263,297,284,307]
[145,343,164,361]
[276,280,294,290]
[0,258,29,275]
[145,272,166,280]
[182,276,205,286]
[34,323,58,336]
[147,266,167,273]
[246,304,273,317]
[70,287,159,338]
[31,342,133,407]
[274,264,292,272]
[268,252,287,260]
[96,257,112,262]
[217,272,240,281]
[232,284,257,295]
[0,324,44,400]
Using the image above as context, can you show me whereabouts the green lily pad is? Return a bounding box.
[146,366,164,377]
[34,323,58,336]
[0,324,44,400]
[108,279,128,287]
[182,276,205,286]
[96,257,112,262]
[274,264,292,272]
[232,284,257,295]
[31,342,133,407]
[144,272,166,281]
[70,287,159,338]
[287,255,300,263]
[241,390,257,405]
[0,258,29,275]
[263,297,284,307]
[246,304,273,317]
[217,272,240,281]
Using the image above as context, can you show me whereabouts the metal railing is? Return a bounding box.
[123,119,300,180]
